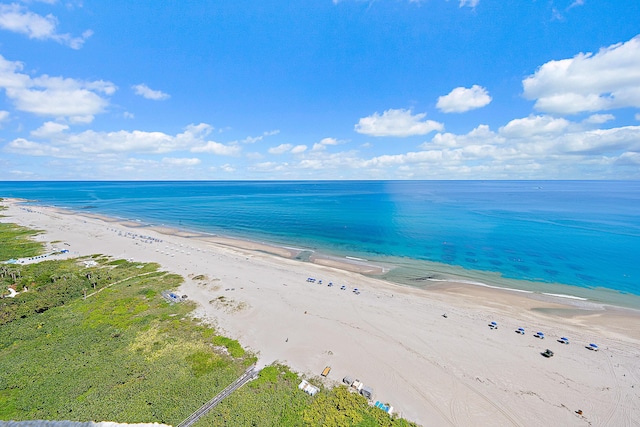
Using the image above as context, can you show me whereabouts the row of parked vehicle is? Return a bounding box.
[488,321,600,356]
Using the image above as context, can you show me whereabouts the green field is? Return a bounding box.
[0,218,418,426]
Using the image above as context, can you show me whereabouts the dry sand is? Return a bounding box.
[2,199,639,427]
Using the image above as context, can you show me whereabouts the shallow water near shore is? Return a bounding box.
[1,180,639,308]
[374,254,640,310]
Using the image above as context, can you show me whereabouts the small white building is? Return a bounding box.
[298,379,319,396]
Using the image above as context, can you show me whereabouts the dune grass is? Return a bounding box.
[0,223,44,260]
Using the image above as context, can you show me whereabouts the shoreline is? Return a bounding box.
[2,197,640,426]
[8,197,640,311]
[39,199,389,276]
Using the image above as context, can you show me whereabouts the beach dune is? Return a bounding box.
[2,199,639,427]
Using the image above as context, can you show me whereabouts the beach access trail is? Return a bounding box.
[2,199,639,427]
[177,365,258,427]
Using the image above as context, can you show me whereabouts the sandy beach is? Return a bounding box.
[2,198,639,427]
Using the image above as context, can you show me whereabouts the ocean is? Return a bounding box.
[2,180,639,307]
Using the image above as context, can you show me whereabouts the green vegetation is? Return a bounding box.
[202,364,312,426]
[0,260,247,424]
[302,386,416,427]
[212,335,245,358]
[0,223,44,260]
[0,256,161,324]
[0,220,419,426]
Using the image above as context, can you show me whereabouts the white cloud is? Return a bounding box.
[459,0,479,8]
[615,152,640,165]
[0,110,8,124]
[569,0,585,9]
[68,114,95,124]
[265,143,307,155]
[123,111,135,119]
[239,129,280,144]
[427,124,500,149]
[523,35,640,114]
[584,114,614,124]
[499,115,570,138]
[319,137,339,145]
[241,135,263,144]
[0,3,91,49]
[0,4,55,38]
[30,121,69,137]
[184,125,240,156]
[182,122,214,138]
[255,115,640,179]
[635,113,640,121]
[437,85,492,113]
[213,163,236,173]
[5,137,64,157]
[297,159,324,170]
[291,144,307,154]
[361,150,445,168]
[268,143,293,154]
[6,122,241,158]
[551,7,564,21]
[0,54,116,122]
[312,137,342,151]
[426,121,640,157]
[191,140,240,156]
[250,161,289,172]
[132,83,170,101]
[162,157,201,167]
[355,108,443,137]
[557,126,640,154]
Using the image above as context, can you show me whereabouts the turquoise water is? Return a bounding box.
[1,181,639,300]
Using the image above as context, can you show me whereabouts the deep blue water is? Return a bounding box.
[1,181,639,298]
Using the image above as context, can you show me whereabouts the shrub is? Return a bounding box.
[212,335,245,358]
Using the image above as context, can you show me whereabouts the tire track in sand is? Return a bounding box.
[349,299,523,427]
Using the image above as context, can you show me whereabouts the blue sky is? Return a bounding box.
[0,0,639,180]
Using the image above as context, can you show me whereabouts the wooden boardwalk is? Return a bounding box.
[176,365,259,427]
